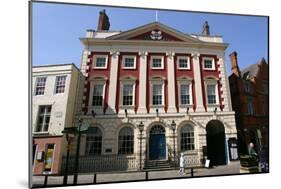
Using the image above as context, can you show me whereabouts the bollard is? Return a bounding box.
[93,173,97,184]
[191,168,194,177]
[44,175,48,187]
[145,171,148,180]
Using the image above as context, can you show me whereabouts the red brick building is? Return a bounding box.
[229,52,268,155]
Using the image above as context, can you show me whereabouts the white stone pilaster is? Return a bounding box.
[192,53,205,112]
[218,53,232,112]
[166,52,177,113]
[137,51,148,114]
[107,51,120,114]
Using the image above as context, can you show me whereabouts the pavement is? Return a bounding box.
[32,161,249,188]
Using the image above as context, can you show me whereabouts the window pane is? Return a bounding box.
[204,59,213,69]
[207,85,216,104]
[123,84,133,106]
[179,58,188,68]
[152,58,162,68]
[85,128,102,155]
[118,127,134,154]
[92,85,103,106]
[44,144,54,172]
[95,57,106,67]
[124,58,135,68]
[35,77,47,95]
[152,84,162,105]
[36,106,52,132]
[55,76,66,94]
[181,125,195,151]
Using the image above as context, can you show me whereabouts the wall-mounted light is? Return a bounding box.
[125,109,128,117]
[156,108,159,117]
[91,110,96,118]
[186,107,189,115]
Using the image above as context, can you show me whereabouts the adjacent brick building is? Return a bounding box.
[229,52,269,155]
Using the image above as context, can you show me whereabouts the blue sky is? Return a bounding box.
[32,2,268,75]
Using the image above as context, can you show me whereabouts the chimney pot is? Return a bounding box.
[97,9,110,31]
[229,51,240,77]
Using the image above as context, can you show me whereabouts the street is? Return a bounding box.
[32,162,244,188]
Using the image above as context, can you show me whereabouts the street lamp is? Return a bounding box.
[171,120,176,167]
[137,121,144,170]
[62,133,73,185]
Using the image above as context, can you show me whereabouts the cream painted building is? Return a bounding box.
[32,64,81,175]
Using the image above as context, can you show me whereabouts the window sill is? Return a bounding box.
[122,67,136,70]
[151,67,164,70]
[178,67,191,70]
[119,106,135,109]
[93,67,107,69]
[33,131,49,135]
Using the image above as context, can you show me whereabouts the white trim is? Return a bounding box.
[202,57,215,70]
[204,79,220,111]
[93,55,108,69]
[122,55,137,69]
[150,55,164,70]
[177,56,191,70]
[88,80,106,114]
[119,80,136,108]
[150,80,165,106]
[178,80,193,106]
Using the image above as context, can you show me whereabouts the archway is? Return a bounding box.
[206,120,227,165]
[149,125,166,160]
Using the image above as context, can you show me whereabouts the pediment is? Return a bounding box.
[107,22,201,43]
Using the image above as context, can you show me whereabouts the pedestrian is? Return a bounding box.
[248,142,258,157]
[179,153,185,175]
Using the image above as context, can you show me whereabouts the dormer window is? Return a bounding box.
[122,56,136,69]
[203,57,215,70]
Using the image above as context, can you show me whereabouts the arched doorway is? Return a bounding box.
[149,125,166,160]
[206,120,227,165]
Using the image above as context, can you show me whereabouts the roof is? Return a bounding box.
[240,58,267,79]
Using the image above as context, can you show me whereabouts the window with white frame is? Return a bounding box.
[151,56,164,69]
[122,84,134,106]
[35,77,47,95]
[118,127,134,154]
[55,75,67,94]
[85,127,102,155]
[247,98,255,115]
[203,57,215,70]
[177,56,190,69]
[36,105,52,132]
[152,84,163,105]
[180,125,195,151]
[93,55,108,68]
[122,56,136,69]
[92,84,104,106]
[180,84,190,105]
[207,84,217,104]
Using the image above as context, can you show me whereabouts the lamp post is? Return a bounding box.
[137,122,144,170]
[73,118,83,185]
[171,120,176,167]
[63,133,71,185]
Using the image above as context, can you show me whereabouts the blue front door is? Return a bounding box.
[149,134,166,160]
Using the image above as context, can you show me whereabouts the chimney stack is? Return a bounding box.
[202,21,210,36]
[97,9,110,31]
[229,51,240,77]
